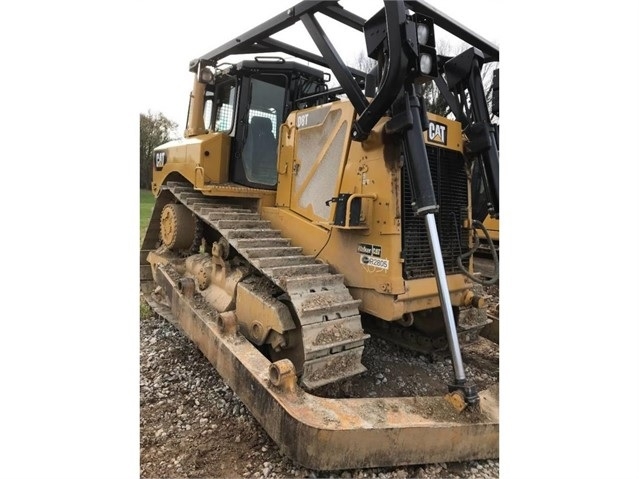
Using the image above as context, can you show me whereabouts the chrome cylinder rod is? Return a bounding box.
[425,213,466,382]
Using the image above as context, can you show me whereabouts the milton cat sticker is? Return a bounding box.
[357,243,381,257]
[358,243,389,272]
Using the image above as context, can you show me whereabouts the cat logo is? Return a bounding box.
[428,121,447,146]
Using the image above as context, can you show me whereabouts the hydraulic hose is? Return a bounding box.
[457,219,499,286]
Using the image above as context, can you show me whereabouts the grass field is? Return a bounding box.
[140,189,155,245]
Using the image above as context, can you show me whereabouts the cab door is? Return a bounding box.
[230,73,288,189]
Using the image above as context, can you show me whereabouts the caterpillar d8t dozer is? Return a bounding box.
[140,0,500,470]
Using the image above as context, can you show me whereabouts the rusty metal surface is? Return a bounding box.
[146,266,499,470]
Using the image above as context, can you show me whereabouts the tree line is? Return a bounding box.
[140,111,178,190]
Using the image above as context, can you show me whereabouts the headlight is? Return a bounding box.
[419,54,433,75]
[198,67,214,83]
[417,24,429,46]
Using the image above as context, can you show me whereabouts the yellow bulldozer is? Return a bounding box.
[140,0,500,470]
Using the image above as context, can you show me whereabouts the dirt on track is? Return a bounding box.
[140,260,500,479]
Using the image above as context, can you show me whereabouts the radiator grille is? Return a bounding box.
[401,146,470,279]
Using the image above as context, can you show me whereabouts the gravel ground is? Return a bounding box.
[140,274,499,479]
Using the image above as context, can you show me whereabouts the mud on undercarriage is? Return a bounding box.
[140,182,499,469]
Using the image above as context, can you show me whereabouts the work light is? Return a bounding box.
[419,53,434,75]
[198,67,214,83]
[412,15,438,81]
[417,24,429,46]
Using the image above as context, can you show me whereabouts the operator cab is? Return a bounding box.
[201,59,331,190]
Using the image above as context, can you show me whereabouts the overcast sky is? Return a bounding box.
[138,0,501,134]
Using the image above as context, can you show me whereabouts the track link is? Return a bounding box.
[159,181,369,389]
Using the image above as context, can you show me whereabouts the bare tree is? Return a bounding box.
[351,50,377,74]
[424,40,499,121]
[348,41,499,122]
